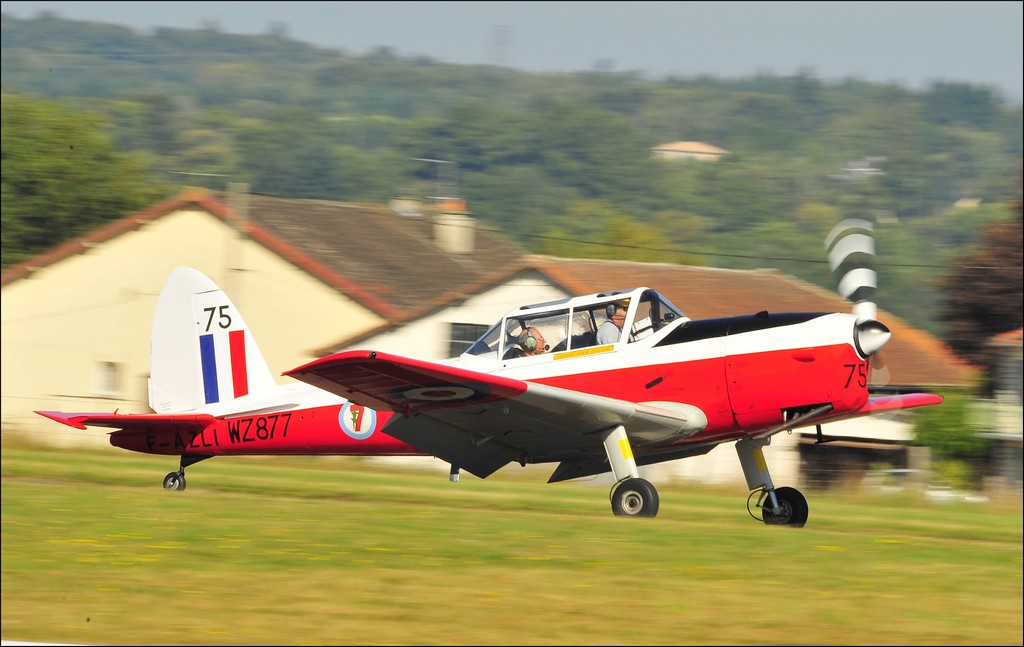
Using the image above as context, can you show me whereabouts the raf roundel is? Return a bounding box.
[398,386,478,402]
[338,402,377,440]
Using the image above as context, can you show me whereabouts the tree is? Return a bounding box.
[938,175,1023,393]
[912,391,991,490]
[538,201,685,264]
[232,108,340,199]
[1,94,169,268]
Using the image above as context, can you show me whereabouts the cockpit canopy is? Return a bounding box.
[464,287,687,360]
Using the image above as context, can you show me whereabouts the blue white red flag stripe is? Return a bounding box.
[229,329,249,398]
[199,331,250,404]
[200,334,219,404]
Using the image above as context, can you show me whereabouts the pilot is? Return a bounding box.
[519,327,548,356]
[597,302,628,345]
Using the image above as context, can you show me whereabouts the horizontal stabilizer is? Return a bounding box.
[35,410,217,432]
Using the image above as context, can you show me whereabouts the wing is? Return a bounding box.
[36,410,217,432]
[285,350,708,479]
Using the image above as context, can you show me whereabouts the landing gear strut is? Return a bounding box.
[161,454,212,492]
[602,424,660,517]
[758,486,808,527]
[736,436,809,527]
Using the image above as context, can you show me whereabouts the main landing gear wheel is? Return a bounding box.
[162,471,186,491]
[610,477,660,517]
[761,486,808,527]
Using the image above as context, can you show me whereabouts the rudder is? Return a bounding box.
[149,267,277,413]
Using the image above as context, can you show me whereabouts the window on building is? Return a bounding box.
[449,323,489,358]
[95,361,122,397]
[997,352,1023,405]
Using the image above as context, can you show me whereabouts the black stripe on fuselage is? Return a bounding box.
[655,312,830,347]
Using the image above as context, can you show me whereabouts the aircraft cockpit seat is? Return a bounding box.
[550,331,598,353]
[503,337,527,360]
[574,331,598,348]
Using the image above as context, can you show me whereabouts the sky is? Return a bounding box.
[2,1,1022,104]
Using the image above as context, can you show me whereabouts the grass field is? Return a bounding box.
[2,440,1021,646]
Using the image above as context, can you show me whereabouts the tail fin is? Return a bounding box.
[149,267,278,413]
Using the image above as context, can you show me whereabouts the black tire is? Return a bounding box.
[162,471,186,491]
[762,486,808,527]
[610,478,660,517]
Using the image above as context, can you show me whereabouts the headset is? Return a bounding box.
[521,330,538,350]
[606,303,626,318]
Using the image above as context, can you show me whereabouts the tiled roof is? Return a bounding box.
[2,190,528,319]
[219,192,527,314]
[990,327,1023,346]
[1,190,228,286]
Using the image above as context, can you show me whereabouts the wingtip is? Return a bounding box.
[35,410,87,430]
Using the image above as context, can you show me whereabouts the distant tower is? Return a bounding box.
[489,25,512,68]
[267,21,289,39]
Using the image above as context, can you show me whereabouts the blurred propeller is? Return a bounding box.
[825,218,891,387]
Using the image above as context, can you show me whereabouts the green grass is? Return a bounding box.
[2,440,1021,646]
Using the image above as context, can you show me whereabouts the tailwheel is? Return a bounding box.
[610,477,660,517]
[162,454,211,491]
[162,471,186,491]
[761,486,808,527]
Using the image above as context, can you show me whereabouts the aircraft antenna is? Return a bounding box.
[412,158,459,202]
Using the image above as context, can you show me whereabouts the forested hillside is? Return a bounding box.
[3,12,1021,339]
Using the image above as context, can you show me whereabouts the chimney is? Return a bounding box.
[434,199,474,255]
[389,196,422,217]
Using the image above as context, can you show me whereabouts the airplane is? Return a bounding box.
[36,221,944,526]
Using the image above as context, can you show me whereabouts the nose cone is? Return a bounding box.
[855,319,891,358]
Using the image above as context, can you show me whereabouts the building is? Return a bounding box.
[1,188,525,436]
[2,190,976,486]
[977,327,1023,493]
[651,141,730,162]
